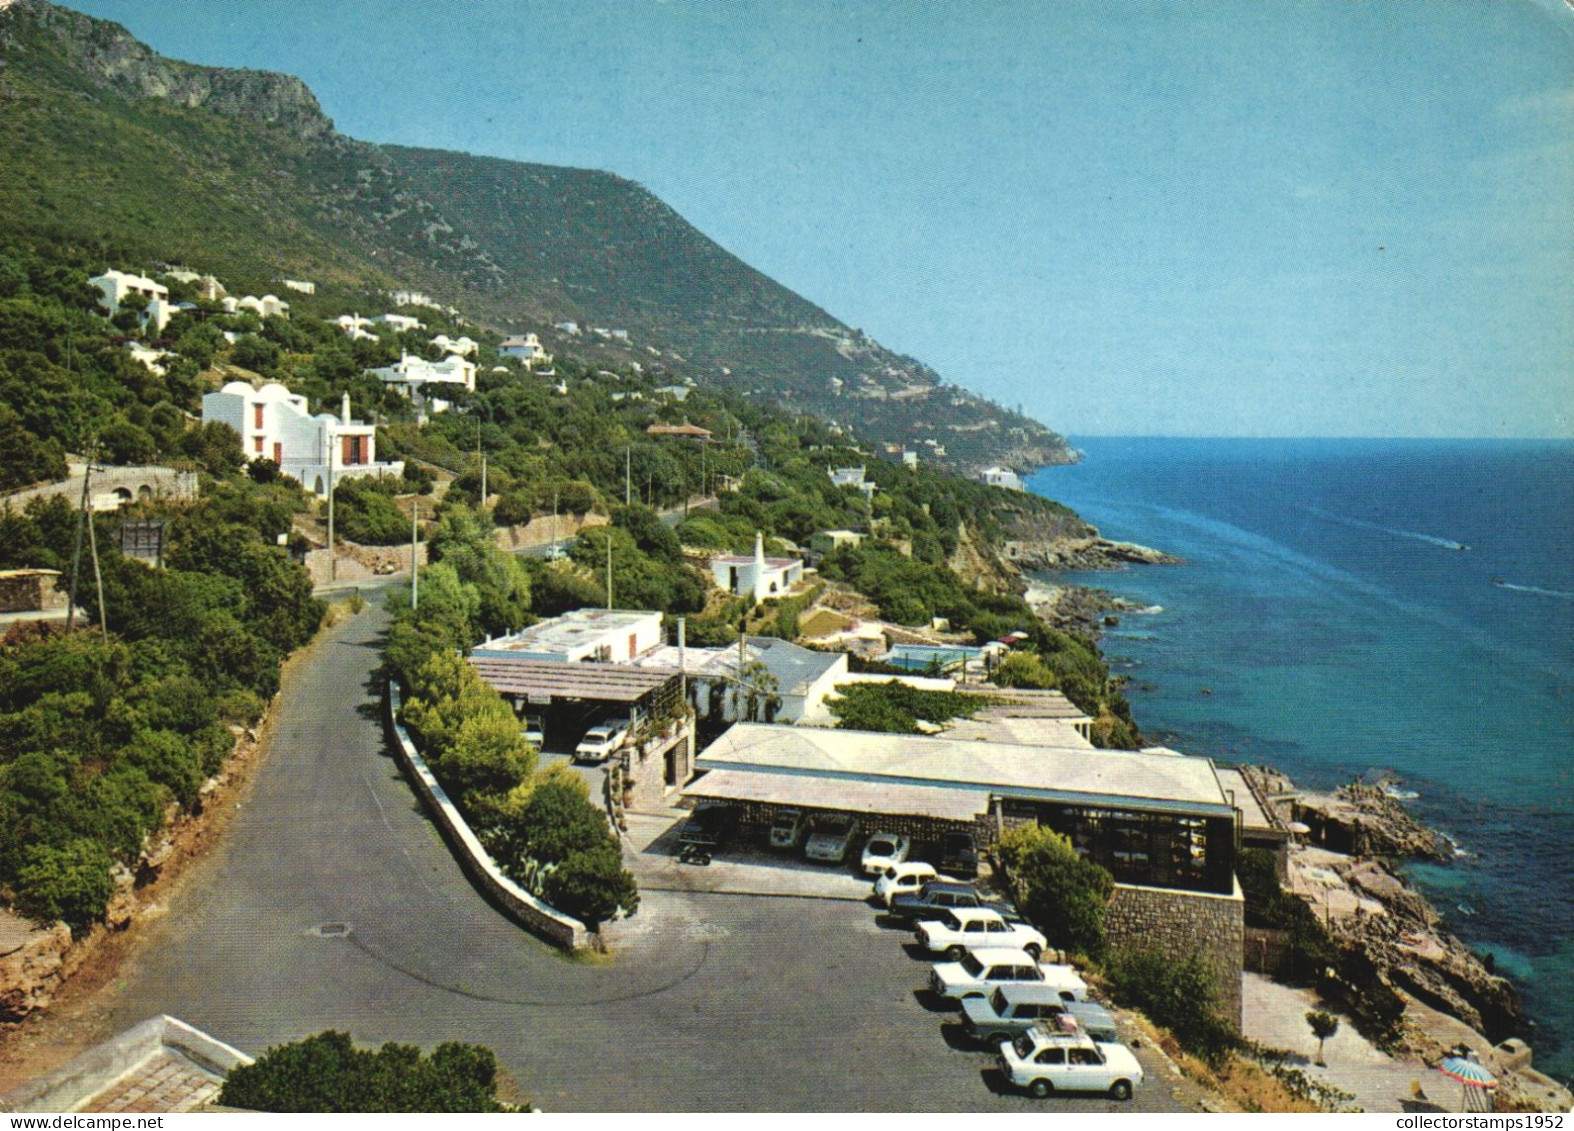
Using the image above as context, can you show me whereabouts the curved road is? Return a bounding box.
[98,606,1186,1112]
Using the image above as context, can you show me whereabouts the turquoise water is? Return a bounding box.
[1029,438,1573,1079]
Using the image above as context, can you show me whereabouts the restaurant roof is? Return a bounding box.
[686,767,987,822]
[698,723,1234,817]
[475,609,660,657]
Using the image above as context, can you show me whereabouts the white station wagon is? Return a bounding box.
[997,1028,1144,1100]
[915,906,1048,961]
[930,947,1088,1003]
[873,860,938,907]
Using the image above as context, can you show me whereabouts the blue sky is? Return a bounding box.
[67,1,1574,438]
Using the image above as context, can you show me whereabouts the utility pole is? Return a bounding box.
[326,459,336,581]
[65,439,95,633]
[624,445,631,506]
[410,497,419,612]
[605,533,614,610]
[87,475,107,642]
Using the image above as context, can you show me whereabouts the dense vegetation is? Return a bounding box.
[996,824,1114,962]
[827,682,994,735]
[0,482,322,930]
[219,1031,515,1113]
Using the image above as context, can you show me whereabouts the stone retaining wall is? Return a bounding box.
[304,542,427,587]
[492,512,607,552]
[1106,880,1245,1027]
[385,683,590,951]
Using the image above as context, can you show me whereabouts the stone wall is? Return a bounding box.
[492,512,608,552]
[618,726,695,812]
[3,464,198,514]
[304,542,427,587]
[1106,880,1245,1027]
[0,572,66,614]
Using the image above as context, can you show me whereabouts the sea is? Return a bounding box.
[1028,437,1574,1081]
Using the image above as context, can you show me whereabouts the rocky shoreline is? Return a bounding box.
[1242,766,1571,1113]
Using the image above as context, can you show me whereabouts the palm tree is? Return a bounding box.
[1306,1009,1340,1066]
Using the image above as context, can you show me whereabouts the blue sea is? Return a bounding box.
[1029,438,1574,1080]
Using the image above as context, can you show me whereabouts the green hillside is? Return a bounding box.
[0,0,1072,470]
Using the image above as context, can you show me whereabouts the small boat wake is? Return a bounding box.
[1303,506,1469,551]
[1492,579,1574,601]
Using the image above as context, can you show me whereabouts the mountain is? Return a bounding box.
[0,0,1073,470]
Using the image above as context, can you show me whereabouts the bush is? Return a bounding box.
[996,824,1113,960]
[1105,945,1239,1064]
[541,844,639,930]
[13,838,116,930]
[218,1031,512,1112]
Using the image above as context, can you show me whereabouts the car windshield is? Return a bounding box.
[869,837,897,855]
[1012,1033,1035,1058]
[960,953,986,977]
[819,817,851,835]
[990,988,1010,1013]
[585,728,609,739]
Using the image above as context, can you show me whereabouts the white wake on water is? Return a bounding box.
[1303,505,1470,551]
[1493,581,1574,601]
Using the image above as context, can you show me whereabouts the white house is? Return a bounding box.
[89,270,175,335]
[389,290,433,308]
[979,465,1025,491]
[372,313,423,333]
[281,279,316,295]
[472,608,665,664]
[429,333,478,357]
[711,533,805,603]
[500,334,551,366]
[333,314,379,342]
[554,321,580,336]
[201,381,402,497]
[828,465,876,500]
[367,353,476,414]
[223,294,290,319]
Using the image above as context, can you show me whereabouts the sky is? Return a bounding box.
[65,0,1574,439]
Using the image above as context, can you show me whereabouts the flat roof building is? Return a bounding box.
[473,608,664,664]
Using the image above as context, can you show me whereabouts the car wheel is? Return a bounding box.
[987,1032,1010,1047]
[1024,943,1042,959]
[1030,1079,1053,1099]
[1110,1080,1133,1102]
[946,944,967,961]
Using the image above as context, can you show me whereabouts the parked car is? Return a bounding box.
[931,949,1089,1003]
[804,814,860,864]
[929,947,1049,1002]
[888,880,1013,923]
[939,831,980,877]
[573,718,630,763]
[859,831,910,877]
[961,987,1120,1046]
[520,715,544,748]
[873,861,939,907]
[996,1028,1143,1100]
[914,907,1048,961]
[678,803,740,864]
[769,807,806,850]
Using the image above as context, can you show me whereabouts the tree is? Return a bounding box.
[12,838,116,931]
[218,1032,512,1112]
[1104,946,1238,1065]
[1306,1009,1339,1066]
[996,823,1114,961]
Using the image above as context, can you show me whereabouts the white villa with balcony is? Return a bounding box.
[711,533,805,603]
[367,353,476,414]
[500,334,552,366]
[201,381,402,497]
[89,269,176,335]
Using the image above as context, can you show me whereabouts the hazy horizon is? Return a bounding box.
[64,0,1574,441]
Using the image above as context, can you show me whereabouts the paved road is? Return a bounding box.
[97,606,1185,1112]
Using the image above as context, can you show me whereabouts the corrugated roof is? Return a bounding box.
[686,768,987,822]
[469,657,676,703]
[698,723,1233,816]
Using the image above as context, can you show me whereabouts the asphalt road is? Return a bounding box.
[97,606,1185,1112]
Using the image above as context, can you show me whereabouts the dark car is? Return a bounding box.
[888,880,1015,924]
[678,803,740,864]
[939,831,980,878]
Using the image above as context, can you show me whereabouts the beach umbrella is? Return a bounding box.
[1438,1056,1496,1112]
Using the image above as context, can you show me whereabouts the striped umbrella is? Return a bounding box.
[1438,1056,1496,1112]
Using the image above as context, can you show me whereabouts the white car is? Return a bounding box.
[520,715,544,748]
[873,861,938,907]
[804,815,860,864]
[859,831,910,876]
[915,907,1048,961]
[930,948,1089,1003]
[573,718,629,763]
[997,1028,1144,1100]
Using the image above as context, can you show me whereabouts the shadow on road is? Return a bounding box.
[915,987,955,1013]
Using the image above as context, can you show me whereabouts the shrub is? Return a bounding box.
[996,824,1113,960]
[541,844,639,930]
[13,838,116,930]
[1105,945,1239,1065]
[218,1031,512,1112]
